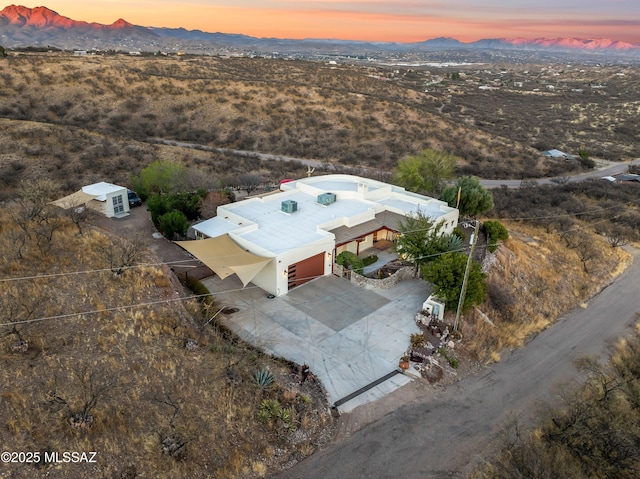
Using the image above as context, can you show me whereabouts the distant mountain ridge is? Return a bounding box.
[0,4,158,48]
[1,4,639,57]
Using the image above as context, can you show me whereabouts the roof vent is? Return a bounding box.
[317,192,336,205]
[281,200,298,213]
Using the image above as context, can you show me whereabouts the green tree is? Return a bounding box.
[483,220,509,253]
[394,211,445,273]
[422,252,487,313]
[0,45,6,58]
[167,190,207,221]
[131,160,188,200]
[158,210,188,239]
[441,176,494,217]
[146,194,170,225]
[393,148,457,196]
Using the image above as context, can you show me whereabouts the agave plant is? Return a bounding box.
[441,234,464,253]
[252,368,275,390]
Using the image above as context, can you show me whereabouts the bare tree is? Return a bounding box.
[597,223,632,248]
[10,179,63,252]
[54,197,89,235]
[152,389,207,460]
[238,173,264,195]
[574,238,597,273]
[97,239,145,276]
[154,393,188,460]
[0,283,51,353]
[48,365,117,431]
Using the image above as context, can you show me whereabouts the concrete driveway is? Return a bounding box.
[203,274,428,412]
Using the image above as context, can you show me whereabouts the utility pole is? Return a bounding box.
[454,219,479,331]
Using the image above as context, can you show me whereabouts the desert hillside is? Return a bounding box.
[1,52,639,200]
[1,51,639,479]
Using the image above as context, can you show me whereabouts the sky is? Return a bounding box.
[40,1,640,44]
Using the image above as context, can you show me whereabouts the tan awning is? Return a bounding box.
[51,190,98,209]
[175,235,271,286]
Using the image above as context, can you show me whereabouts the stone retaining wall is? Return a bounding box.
[348,266,417,290]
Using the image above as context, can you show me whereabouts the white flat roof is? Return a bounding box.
[229,191,372,251]
[193,216,246,238]
[377,197,449,219]
[194,174,458,256]
[81,182,125,201]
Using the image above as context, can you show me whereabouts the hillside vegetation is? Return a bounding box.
[0,52,639,478]
[461,178,640,362]
[465,222,631,363]
[2,52,638,199]
[470,321,640,478]
[0,206,331,479]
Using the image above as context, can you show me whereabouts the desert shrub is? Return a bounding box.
[336,251,364,274]
[577,155,596,169]
[410,332,427,349]
[483,220,509,253]
[437,346,459,368]
[167,191,205,221]
[183,275,212,304]
[252,369,275,390]
[146,194,170,225]
[158,210,188,239]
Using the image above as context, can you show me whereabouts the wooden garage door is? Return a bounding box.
[288,253,325,290]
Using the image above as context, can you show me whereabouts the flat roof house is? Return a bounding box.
[178,174,458,297]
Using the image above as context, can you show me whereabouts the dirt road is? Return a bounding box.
[274,249,639,479]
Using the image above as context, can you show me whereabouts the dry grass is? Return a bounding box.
[0,211,332,479]
[463,222,631,362]
[1,52,614,201]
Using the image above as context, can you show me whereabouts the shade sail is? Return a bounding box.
[51,190,98,209]
[175,235,271,287]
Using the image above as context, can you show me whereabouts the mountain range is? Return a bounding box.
[1,4,639,59]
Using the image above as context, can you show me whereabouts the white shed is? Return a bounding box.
[81,182,130,217]
[52,182,130,218]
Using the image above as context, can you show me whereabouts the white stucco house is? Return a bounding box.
[52,182,130,218]
[177,174,458,297]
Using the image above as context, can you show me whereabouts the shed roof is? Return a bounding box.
[617,174,640,182]
[81,182,126,201]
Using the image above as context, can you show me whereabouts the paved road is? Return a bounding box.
[275,248,640,479]
[481,159,640,189]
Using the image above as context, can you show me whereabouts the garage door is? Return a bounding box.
[288,253,325,290]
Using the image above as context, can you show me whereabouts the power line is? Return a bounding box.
[0,284,260,329]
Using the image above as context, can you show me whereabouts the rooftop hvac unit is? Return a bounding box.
[317,192,336,205]
[281,200,298,213]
